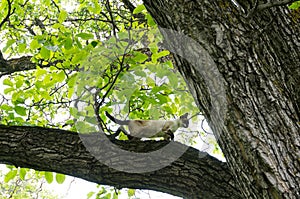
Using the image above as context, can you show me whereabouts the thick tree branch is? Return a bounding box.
[0,56,35,74]
[0,56,65,77]
[0,125,242,199]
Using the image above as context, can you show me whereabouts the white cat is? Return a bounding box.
[105,111,189,140]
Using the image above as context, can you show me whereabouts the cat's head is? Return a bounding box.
[180,113,189,128]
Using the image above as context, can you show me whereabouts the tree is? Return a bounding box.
[0,0,299,199]
[143,0,300,198]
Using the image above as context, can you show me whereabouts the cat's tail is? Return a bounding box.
[105,111,130,125]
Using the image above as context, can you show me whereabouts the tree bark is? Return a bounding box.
[0,55,63,77]
[0,125,242,199]
[143,0,300,198]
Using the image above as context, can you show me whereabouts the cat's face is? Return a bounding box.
[180,113,189,128]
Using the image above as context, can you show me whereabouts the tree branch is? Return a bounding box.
[0,56,65,77]
[257,0,298,11]
[0,0,16,30]
[121,0,146,21]
[0,125,242,199]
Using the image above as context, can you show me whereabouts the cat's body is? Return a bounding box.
[105,111,189,140]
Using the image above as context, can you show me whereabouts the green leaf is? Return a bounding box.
[112,192,119,199]
[15,106,27,116]
[19,168,27,180]
[146,13,156,27]
[75,121,87,133]
[43,0,51,6]
[87,192,95,199]
[134,70,146,77]
[133,52,148,63]
[35,67,47,78]
[157,94,169,103]
[72,52,85,64]
[149,42,158,54]
[16,79,24,88]
[75,38,83,49]
[18,43,27,53]
[152,50,169,63]
[289,1,300,9]
[127,189,135,197]
[3,39,16,52]
[91,40,98,47]
[55,173,66,184]
[58,10,68,23]
[44,171,53,183]
[133,4,146,14]
[40,91,52,100]
[169,73,178,87]
[67,74,77,88]
[0,104,13,111]
[69,107,79,118]
[4,87,15,94]
[64,37,73,50]
[4,170,17,183]
[3,78,13,86]
[40,46,50,59]
[76,33,94,40]
[55,71,65,82]
[103,193,111,199]
[30,39,40,50]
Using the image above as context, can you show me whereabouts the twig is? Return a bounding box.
[245,0,297,18]
[257,0,298,11]
[105,0,119,38]
[0,0,16,30]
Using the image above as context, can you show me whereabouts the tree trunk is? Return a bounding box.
[143,0,300,198]
[0,125,242,199]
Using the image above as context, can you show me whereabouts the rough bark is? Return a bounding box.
[0,55,65,77]
[143,0,300,198]
[0,125,242,199]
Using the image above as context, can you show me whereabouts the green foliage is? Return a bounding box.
[44,171,53,184]
[289,1,300,9]
[0,167,60,199]
[133,5,146,14]
[55,173,66,184]
[89,186,114,199]
[4,169,17,183]
[127,189,135,197]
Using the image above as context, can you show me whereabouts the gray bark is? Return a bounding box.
[143,0,300,198]
[0,125,242,199]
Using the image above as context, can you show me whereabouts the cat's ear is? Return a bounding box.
[180,113,189,118]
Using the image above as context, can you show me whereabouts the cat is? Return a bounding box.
[105,111,189,140]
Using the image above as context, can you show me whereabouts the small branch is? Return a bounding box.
[244,0,297,18]
[120,0,145,20]
[121,0,136,13]
[257,0,298,11]
[34,17,46,33]
[51,0,60,12]
[0,0,16,30]
[105,0,119,38]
